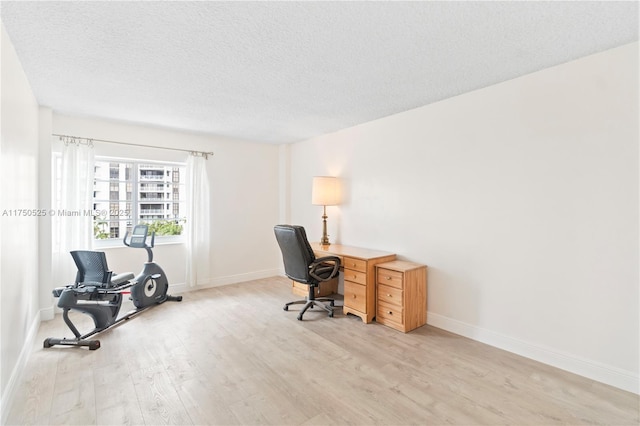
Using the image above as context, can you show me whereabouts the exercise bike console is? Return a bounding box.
[124,224,156,261]
[126,224,150,248]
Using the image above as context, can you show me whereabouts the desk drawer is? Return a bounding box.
[377,301,404,326]
[292,278,337,297]
[343,269,366,285]
[343,257,366,273]
[377,268,403,289]
[344,281,366,312]
[378,283,402,307]
[377,303,404,325]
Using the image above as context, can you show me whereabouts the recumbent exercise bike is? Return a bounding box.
[44,224,182,350]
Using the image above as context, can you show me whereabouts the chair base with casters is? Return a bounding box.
[284,282,335,320]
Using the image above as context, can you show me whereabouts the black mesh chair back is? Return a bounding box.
[70,250,113,287]
[274,225,317,284]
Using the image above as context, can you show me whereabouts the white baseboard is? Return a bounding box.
[1,309,43,425]
[427,312,639,395]
[40,305,55,321]
[169,268,281,294]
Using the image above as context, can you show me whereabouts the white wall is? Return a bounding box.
[288,43,639,393]
[0,24,41,418]
[52,114,282,291]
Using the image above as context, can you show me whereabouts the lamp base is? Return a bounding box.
[320,208,330,246]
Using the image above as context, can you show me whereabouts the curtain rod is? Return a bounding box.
[52,133,214,159]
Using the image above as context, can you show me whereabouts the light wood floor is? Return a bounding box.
[6,276,639,425]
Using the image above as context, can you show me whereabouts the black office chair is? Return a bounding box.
[274,225,341,320]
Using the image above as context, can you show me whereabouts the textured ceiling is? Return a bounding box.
[1,1,638,144]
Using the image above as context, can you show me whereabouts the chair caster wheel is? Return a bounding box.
[297,314,303,321]
[329,312,334,318]
[43,338,52,348]
[88,340,100,351]
[283,305,289,311]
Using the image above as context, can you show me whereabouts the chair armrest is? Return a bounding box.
[75,286,98,295]
[79,281,106,288]
[52,286,69,297]
[309,256,341,282]
[314,255,341,265]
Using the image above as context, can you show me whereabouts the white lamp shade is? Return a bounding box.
[312,176,340,206]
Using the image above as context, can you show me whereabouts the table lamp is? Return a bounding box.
[312,176,340,246]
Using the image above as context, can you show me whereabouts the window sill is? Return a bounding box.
[93,237,185,250]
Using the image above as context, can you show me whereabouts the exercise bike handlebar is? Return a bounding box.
[123,225,155,262]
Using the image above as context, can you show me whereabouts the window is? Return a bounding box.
[93,158,187,242]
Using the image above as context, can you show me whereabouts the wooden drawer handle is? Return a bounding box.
[387,311,393,315]
[385,276,392,280]
[352,294,356,298]
[387,294,392,297]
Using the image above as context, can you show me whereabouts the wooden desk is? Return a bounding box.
[312,243,396,323]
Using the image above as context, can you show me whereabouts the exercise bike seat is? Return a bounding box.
[71,250,133,289]
[52,251,135,296]
[53,251,136,330]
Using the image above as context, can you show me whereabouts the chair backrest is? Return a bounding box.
[70,250,113,287]
[274,225,316,284]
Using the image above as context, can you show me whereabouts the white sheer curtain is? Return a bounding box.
[186,153,211,287]
[52,140,95,287]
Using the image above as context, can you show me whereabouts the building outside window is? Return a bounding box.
[93,159,186,241]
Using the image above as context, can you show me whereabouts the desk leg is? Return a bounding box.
[342,306,373,324]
